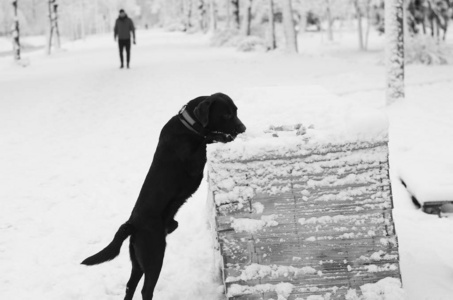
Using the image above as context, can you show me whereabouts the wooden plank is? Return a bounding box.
[209,142,401,299]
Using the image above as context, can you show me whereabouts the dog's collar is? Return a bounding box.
[178,105,207,138]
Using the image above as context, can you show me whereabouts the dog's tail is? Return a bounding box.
[81,222,135,266]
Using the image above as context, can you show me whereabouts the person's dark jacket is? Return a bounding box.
[114,15,135,41]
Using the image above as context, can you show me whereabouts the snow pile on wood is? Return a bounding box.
[210,86,388,162]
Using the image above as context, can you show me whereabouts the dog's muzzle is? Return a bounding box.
[235,122,246,135]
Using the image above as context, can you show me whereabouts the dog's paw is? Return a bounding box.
[166,219,179,234]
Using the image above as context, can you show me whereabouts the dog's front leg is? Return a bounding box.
[163,141,207,235]
[185,141,208,177]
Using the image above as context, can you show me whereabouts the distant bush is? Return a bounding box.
[210,29,266,52]
[235,36,266,52]
[406,36,452,65]
[185,27,201,35]
[210,29,240,47]
[165,23,186,32]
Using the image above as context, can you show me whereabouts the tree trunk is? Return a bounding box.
[31,0,36,19]
[299,1,308,33]
[47,0,53,53]
[198,0,207,31]
[47,0,61,54]
[231,0,240,30]
[281,0,298,53]
[80,1,86,39]
[53,3,61,48]
[94,0,99,34]
[354,0,365,50]
[326,0,334,41]
[209,0,217,32]
[11,0,20,61]
[268,0,276,50]
[184,0,193,29]
[364,0,371,50]
[226,0,231,28]
[242,0,252,35]
[385,0,405,105]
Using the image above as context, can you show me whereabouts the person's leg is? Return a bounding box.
[119,40,125,68]
[125,39,131,68]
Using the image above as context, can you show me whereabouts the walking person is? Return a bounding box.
[114,9,136,69]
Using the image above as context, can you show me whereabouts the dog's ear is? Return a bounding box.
[193,97,213,127]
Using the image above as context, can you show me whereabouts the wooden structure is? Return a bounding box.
[207,125,402,299]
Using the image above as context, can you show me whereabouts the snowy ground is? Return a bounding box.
[1,29,452,300]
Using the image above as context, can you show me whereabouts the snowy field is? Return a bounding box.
[1,29,453,300]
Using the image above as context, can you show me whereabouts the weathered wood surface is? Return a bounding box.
[208,141,401,300]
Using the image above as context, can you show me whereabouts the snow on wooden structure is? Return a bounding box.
[206,87,403,300]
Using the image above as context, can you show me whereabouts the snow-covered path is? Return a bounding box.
[1,29,453,300]
[1,30,237,300]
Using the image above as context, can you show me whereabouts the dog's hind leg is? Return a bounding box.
[134,221,166,300]
[124,240,143,300]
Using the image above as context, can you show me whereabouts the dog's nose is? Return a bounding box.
[236,122,246,134]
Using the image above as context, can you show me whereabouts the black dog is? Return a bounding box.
[81,93,246,300]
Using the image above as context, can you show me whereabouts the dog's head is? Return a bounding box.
[194,93,246,143]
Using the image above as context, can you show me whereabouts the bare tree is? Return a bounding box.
[282,0,298,53]
[353,0,372,50]
[80,0,86,39]
[268,0,276,49]
[47,0,61,54]
[363,0,372,50]
[209,0,217,32]
[353,0,365,50]
[230,0,240,29]
[385,0,405,105]
[11,0,21,61]
[184,0,193,29]
[197,0,207,31]
[325,0,334,41]
[226,0,231,28]
[242,0,252,35]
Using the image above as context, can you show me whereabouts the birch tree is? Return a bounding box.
[230,0,240,29]
[47,0,61,54]
[184,0,193,29]
[11,0,21,61]
[325,0,333,41]
[385,0,405,105]
[282,0,298,53]
[353,0,373,51]
[197,0,207,31]
[209,0,217,31]
[242,0,252,35]
[268,0,276,49]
